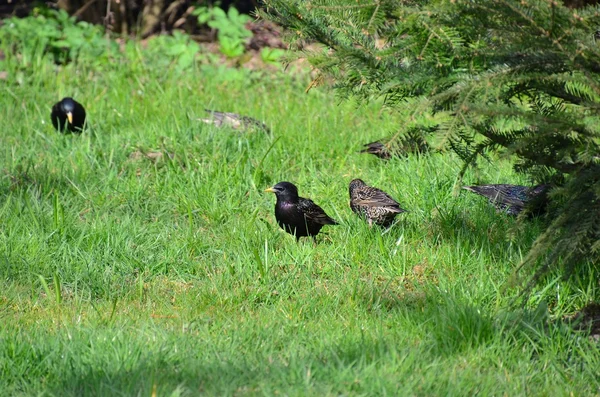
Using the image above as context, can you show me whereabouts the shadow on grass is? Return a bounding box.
[1,163,72,199]
[417,204,543,262]
[3,293,595,396]
[353,282,496,356]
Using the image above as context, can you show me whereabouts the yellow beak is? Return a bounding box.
[67,112,73,124]
[264,187,276,193]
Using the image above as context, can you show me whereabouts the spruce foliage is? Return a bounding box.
[261,0,600,290]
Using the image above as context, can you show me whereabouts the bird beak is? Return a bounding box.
[264,187,276,193]
[67,112,73,124]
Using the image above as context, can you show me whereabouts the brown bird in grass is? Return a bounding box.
[51,97,86,133]
[265,181,337,240]
[349,179,407,227]
[462,183,550,216]
[199,109,270,133]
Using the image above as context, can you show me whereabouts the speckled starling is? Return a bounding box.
[349,178,407,227]
[361,131,430,160]
[200,109,270,133]
[462,184,550,216]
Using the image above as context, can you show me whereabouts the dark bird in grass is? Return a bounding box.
[199,109,270,133]
[360,141,396,160]
[349,179,407,227]
[51,97,86,133]
[462,184,551,216]
[361,129,431,160]
[265,181,337,240]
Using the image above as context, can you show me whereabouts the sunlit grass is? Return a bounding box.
[0,58,598,395]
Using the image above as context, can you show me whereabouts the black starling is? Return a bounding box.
[265,181,338,240]
[199,109,270,133]
[51,97,86,133]
[462,184,550,216]
[349,179,407,227]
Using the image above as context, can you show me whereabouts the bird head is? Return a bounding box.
[349,178,367,196]
[265,181,299,200]
[60,97,77,124]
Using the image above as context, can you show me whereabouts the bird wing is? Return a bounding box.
[239,115,271,134]
[202,109,243,129]
[463,184,528,208]
[353,186,405,212]
[298,198,338,225]
[203,109,270,133]
[360,141,391,159]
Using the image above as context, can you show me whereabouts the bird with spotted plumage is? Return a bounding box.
[349,179,407,227]
[265,181,337,241]
[462,183,550,216]
[199,109,270,133]
[360,141,395,160]
[360,129,431,160]
[51,97,86,134]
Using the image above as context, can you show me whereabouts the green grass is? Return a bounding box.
[1,59,599,396]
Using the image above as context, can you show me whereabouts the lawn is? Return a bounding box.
[0,54,598,396]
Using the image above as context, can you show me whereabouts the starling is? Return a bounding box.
[51,97,86,133]
[361,130,430,160]
[360,141,395,160]
[462,184,550,216]
[349,179,407,227]
[199,109,270,133]
[265,181,338,240]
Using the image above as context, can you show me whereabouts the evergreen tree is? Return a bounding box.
[261,0,600,292]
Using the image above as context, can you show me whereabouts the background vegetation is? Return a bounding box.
[1,0,262,37]
[0,4,599,396]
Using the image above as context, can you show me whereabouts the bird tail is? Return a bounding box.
[462,185,483,195]
[462,185,506,201]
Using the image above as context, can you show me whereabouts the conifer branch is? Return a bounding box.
[261,0,600,291]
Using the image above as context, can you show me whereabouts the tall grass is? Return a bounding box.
[0,58,598,395]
